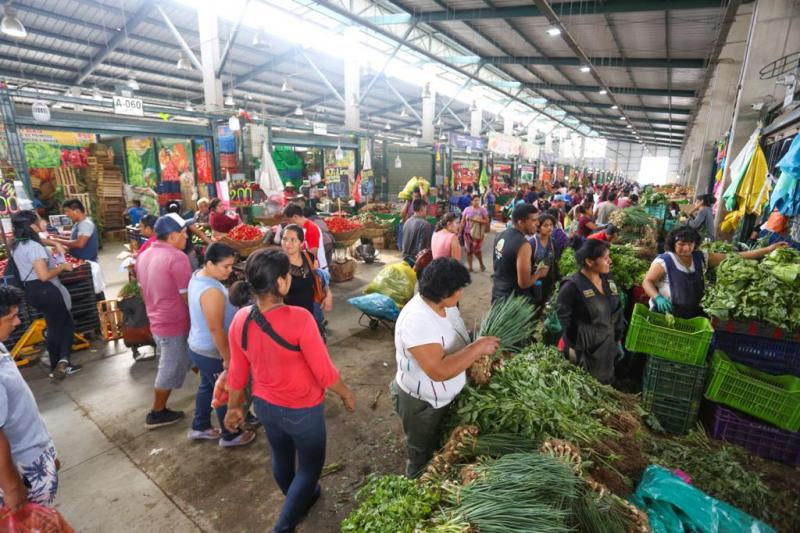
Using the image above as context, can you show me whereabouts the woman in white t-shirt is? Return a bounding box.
[391,257,499,478]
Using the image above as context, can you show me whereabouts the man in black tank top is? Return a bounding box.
[491,203,550,302]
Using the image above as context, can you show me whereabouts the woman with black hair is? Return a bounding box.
[643,226,786,318]
[392,258,500,478]
[687,194,717,239]
[529,213,557,306]
[224,249,355,532]
[556,239,625,384]
[9,210,77,381]
[208,197,240,235]
[280,224,332,325]
[187,243,255,447]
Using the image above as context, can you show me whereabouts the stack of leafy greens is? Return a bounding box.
[559,244,649,290]
[478,295,536,355]
[609,206,658,247]
[702,247,800,330]
[641,191,667,206]
[341,475,440,533]
[452,344,623,446]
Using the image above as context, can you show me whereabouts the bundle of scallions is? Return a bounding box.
[477,295,536,355]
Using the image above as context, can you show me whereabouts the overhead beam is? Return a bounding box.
[74,0,154,85]
[216,0,250,78]
[155,4,203,71]
[544,99,692,115]
[440,56,705,69]
[523,83,694,98]
[302,52,345,104]
[365,0,729,25]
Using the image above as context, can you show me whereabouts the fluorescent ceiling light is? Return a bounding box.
[546,27,561,36]
[598,89,607,95]
[611,105,618,110]
[580,66,590,73]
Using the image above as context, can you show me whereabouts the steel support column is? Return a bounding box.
[197,3,224,111]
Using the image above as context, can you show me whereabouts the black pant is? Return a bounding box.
[25,281,74,370]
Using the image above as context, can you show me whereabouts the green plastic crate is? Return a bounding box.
[642,355,709,434]
[644,204,667,221]
[625,303,713,365]
[663,218,680,232]
[705,351,800,431]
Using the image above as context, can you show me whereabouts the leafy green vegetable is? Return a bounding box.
[341,474,440,533]
[641,191,667,206]
[559,244,648,290]
[478,295,536,355]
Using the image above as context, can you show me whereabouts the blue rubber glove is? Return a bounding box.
[616,341,625,362]
[654,295,673,313]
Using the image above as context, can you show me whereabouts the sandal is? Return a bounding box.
[187,428,222,440]
[219,430,257,448]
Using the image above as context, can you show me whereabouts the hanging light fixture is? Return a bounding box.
[350,94,359,107]
[546,27,561,37]
[469,100,478,112]
[580,65,590,73]
[92,86,102,101]
[598,89,607,95]
[394,154,402,169]
[610,105,618,110]
[439,131,447,141]
[176,52,192,71]
[229,115,240,131]
[403,134,409,142]
[436,117,442,127]
[126,76,140,91]
[1,4,26,38]
[415,126,422,136]
[281,78,292,93]
[184,100,194,112]
[294,104,304,116]
[31,99,50,122]
[224,92,235,107]
[463,124,469,133]
[400,107,407,118]
[421,82,432,99]
[334,140,344,161]
[626,124,632,129]
[619,116,626,120]
[465,146,472,154]
[384,122,391,131]
[252,27,269,47]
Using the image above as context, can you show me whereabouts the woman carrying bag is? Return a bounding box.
[460,194,489,272]
[225,249,355,533]
[280,224,332,335]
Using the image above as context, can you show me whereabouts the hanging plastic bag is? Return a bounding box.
[348,293,401,321]
[364,262,417,306]
[211,370,229,408]
[0,503,76,532]
[630,465,775,533]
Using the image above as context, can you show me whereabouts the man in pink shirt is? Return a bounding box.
[136,213,193,429]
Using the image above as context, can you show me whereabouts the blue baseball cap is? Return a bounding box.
[154,213,188,238]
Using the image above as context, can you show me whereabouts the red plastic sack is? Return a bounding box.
[0,503,75,532]
[211,370,229,408]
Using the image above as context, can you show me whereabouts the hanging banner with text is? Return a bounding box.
[487,133,521,157]
[448,132,486,151]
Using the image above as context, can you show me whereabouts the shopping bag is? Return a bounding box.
[0,503,75,533]
[363,262,417,306]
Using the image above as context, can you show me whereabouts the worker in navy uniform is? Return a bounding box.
[490,203,549,303]
[556,239,625,384]
[642,226,786,319]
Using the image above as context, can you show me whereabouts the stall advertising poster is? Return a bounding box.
[125,137,158,188]
[324,148,354,198]
[0,175,20,216]
[519,165,536,184]
[194,139,214,184]
[493,163,513,189]
[448,132,486,152]
[452,160,479,189]
[487,133,521,157]
[3,127,95,169]
[157,138,197,209]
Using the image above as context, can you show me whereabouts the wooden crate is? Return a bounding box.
[97,300,123,341]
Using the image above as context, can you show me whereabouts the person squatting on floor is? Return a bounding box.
[224,249,356,533]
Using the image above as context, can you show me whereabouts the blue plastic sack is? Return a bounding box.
[630,465,775,533]
[348,293,400,321]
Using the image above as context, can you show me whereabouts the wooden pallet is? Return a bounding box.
[55,167,82,197]
[97,300,123,341]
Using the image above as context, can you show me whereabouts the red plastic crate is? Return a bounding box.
[706,403,800,466]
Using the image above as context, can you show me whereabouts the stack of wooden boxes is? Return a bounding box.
[85,144,125,237]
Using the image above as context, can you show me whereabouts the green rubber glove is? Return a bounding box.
[654,295,673,313]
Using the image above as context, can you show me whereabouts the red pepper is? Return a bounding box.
[327,216,363,233]
[228,224,263,241]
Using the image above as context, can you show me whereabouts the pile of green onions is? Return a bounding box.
[478,295,536,355]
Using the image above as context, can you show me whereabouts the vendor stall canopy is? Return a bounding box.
[0,0,737,150]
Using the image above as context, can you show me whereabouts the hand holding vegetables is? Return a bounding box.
[470,336,501,360]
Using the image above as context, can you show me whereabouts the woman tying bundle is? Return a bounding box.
[224,249,355,533]
[392,258,499,478]
[431,213,461,260]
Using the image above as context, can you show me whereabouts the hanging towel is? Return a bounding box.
[721,143,770,233]
[769,135,800,216]
[723,129,760,211]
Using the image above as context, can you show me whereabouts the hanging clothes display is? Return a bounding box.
[721,129,771,234]
[769,134,800,216]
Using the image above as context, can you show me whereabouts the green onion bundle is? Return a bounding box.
[478,295,536,354]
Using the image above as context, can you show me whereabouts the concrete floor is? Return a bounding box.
[19,236,500,532]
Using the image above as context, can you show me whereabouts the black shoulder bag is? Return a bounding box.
[241,306,300,352]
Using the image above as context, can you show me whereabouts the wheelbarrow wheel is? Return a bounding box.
[369,318,380,330]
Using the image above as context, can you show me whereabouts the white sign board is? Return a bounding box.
[113,96,144,117]
[313,122,328,135]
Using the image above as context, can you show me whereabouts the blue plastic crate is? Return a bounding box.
[713,330,800,377]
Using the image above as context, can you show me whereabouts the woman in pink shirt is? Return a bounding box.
[459,194,489,272]
[431,213,461,260]
[224,249,355,532]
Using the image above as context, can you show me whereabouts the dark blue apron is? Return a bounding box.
[660,251,705,319]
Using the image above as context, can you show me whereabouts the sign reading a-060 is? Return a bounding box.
[113,96,144,117]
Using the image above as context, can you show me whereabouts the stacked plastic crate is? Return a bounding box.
[27,263,100,337]
[703,320,800,466]
[625,303,715,434]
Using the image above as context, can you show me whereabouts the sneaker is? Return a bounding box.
[219,430,256,448]
[50,361,67,383]
[145,408,185,429]
[66,364,83,375]
[187,428,221,440]
[244,412,262,430]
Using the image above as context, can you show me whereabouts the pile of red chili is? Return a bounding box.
[228,224,263,241]
[326,216,363,233]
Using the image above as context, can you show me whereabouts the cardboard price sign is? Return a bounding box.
[325,167,349,184]
[228,182,254,205]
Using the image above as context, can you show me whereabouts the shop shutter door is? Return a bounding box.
[387,149,434,197]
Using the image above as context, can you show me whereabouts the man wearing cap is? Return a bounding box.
[283,183,298,205]
[136,214,193,429]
